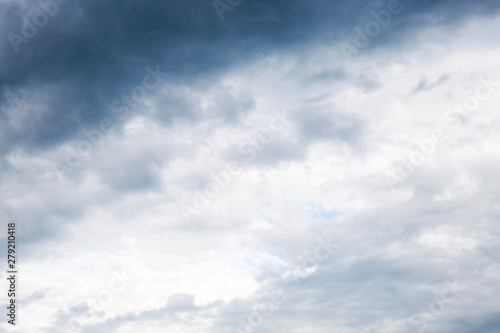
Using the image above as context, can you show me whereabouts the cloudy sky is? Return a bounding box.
[1,0,500,332]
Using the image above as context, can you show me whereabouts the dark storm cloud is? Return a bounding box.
[1,0,500,156]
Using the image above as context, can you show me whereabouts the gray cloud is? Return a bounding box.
[1,0,499,155]
[1,1,500,332]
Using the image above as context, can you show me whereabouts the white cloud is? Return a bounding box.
[1,8,500,333]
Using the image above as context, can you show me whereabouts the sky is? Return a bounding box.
[0,0,500,332]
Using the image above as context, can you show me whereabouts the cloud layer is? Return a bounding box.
[1,0,500,332]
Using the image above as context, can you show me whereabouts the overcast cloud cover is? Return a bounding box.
[0,0,500,332]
